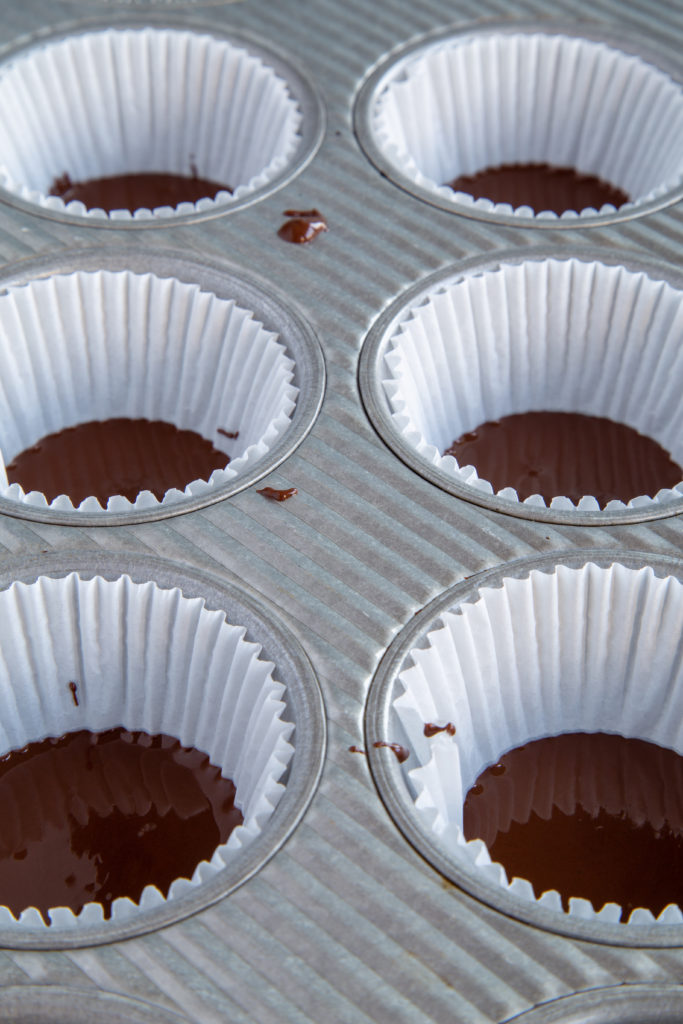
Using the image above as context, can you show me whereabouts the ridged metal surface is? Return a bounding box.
[0,0,680,1021]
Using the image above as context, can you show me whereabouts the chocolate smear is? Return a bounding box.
[424,722,456,738]
[277,209,328,244]
[373,741,409,764]
[257,487,298,502]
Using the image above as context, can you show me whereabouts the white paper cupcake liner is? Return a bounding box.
[0,571,295,930]
[0,28,302,220]
[373,32,683,220]
[393,562,683,926]
[382,257,683,512]
[0,269,298,512]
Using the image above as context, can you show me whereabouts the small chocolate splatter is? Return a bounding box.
[217,428,239,440]
[257,486,298,502]
[424,722,456,738]
[68,682,79,707]
[348,745,366,755]
[373,741,409,764]
[277,209,328,244]
[52,173,72,196]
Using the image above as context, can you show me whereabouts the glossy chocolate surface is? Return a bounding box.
[257,486,298,502]
[448,162,628,214]
[444,411,682,506]
[7,418,230,505]
[372,741,409,763]
[50,171,231,212]
[0,728,242,922]
[464,732,683,919]
[277,209,328,244]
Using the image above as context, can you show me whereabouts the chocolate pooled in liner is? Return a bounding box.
[464,732,683,919]
[7,418,231,505]
[444,411,683,506]
[50,171,231,213]
[448,162,628,215]
[0,728,243,922]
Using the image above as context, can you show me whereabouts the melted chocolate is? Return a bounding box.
[50,172,231,212]
[277,209,328,244]
[0,728,242,922]
[68,682,79,708]
[463,732,683,919]
[6,418,230,505]
[444,411,682,506]
[348,745,366,755]
[257,486,298,502]
[373,741,410,764]
[448,163,628,215]
[424,722,456,738]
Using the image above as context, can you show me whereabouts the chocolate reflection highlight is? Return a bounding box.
[0,728,242,922]
[464,732,683,919]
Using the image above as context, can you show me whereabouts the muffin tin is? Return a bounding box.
[0,0,681,1021]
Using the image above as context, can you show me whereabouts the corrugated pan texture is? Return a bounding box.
[0,0,680,1021]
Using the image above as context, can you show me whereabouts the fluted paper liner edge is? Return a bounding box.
[392,562,683,926]
[0,572,295,930]
[0,270,298,513]
[382,257,683,512]
[372,31,683,220]
[0,27,302,221]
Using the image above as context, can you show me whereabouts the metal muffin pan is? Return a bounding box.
[0,0,680,1021]
[0,985,192,1023]
[504,983,683,1024]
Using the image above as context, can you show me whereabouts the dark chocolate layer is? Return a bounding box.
[448,163,628,215]
[444,411,682,506]
[50,172,231,212]
[7,418,230,505]
[0,728,243,922]
[464,732,683,919]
